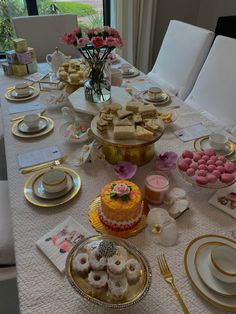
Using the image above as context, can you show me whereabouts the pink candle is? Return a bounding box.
[144,171,169,205]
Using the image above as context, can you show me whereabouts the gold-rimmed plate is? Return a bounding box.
[18,117,48,134]
[32,171,74,200]
[5,86,40,102]
[184,234,236,311]
[194,241,236,297]
[194,136,235,158]
[12,117,54,138]
[140,91,171,106]
[121,68,140,78]
[24,166,81,207]
[65,235,152,309]
[88,196,146,238]
[11,88,34,99]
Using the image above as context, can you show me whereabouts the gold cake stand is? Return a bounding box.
[88,196,146,238]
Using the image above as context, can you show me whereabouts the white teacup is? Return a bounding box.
[121,63,132,74]
[15,82,30,96]
[148,87,162,100]
[23,113,40,129]
[209,245,236,283]
[111,68,123,86]
[42,169,67,193]
[209,133,228,150]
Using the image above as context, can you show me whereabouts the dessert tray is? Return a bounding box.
[88,196,146,238]
[65,235,152,309]
[12,117,54,138]
[194,136,235,158]
[24,166,81,207]
[140,90,171,106]
[5,86,40,102]
[185,234,236,311]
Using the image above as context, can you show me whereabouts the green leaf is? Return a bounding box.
[110,193,117,199]
[121,194,130,201]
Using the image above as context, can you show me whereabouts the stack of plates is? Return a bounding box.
[12,117,54,138]
[184,234,236,311]
[24,166,81,207]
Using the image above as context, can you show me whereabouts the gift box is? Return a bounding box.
[13,38,27,52]
[6,50,17,64]
[17,51,32,65]
[27,60,38,74]
[12,64,28,76]
[2,62,13,75]
[28,47,37,60]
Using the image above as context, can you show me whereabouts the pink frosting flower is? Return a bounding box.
[114,161,137,180]
[91,36,105,48]
[112,183,131,197]
[77,37,89,48]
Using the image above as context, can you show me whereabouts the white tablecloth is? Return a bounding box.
[1,65,236,314]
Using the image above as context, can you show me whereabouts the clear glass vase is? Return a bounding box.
[84,59,111,103]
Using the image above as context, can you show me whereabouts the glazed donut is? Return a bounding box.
[88,270,108,289]
[126,258,141,282]
[73,253,90,274]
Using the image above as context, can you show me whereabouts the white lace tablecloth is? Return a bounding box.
[1,66,236,314]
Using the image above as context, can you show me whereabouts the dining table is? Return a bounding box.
[0,60,236,314]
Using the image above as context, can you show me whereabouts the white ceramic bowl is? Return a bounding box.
[209,245,236,283]
[23,113,40,129]
[42,169,67,193]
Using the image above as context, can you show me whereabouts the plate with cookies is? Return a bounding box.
[57,59,88,86]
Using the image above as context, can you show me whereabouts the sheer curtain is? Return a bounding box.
[112,0,159,73]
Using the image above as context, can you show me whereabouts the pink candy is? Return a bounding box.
[198,164,207,170]
[206,160,215,166]
[215,160,224,166]
[224,162,236,173]
[184,158,192,165]
[198,159,206,165]
[220,173,235,184]
[178,160,189,171]
[207,174,218,183]
[196,176,208,185]
[202,155,209,161]
[204,149,216,156]
[186,168,195,176]
[193,153,201,162]
[182,150,194,159]
[207,165,216,172]
[198,170,207,177]
[212,170,221,178]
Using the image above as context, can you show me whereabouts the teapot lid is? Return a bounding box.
[53,47,64,56]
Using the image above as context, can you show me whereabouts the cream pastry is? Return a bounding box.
[88,270,108,289]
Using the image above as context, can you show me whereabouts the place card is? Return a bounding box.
[8,103,43,115]
[36,216,90,272]
[174,123,211,142]
[17,145,62,169]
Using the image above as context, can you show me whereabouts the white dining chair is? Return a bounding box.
[185,35,236,132]
[12,14,79,62]
[147,20,214,100]
[0,181,16,281]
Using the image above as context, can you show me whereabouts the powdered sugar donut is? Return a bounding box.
[107,255,126,275]
[108,277,128,297]
[88,270,108,288]
[73,253,90,274]
[126,258,141,282]
[89,249,107,270]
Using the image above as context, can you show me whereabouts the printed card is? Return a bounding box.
[174,123,211,142]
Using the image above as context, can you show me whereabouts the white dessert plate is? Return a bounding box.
[195,241,236,297]
[32,171,74,200]
[11,89,34,98]
[18,117,48,134]
[185,234,236,311]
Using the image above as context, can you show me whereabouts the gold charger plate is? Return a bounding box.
[184,234,236,311]
[65,235,152,309]
[12,117,54,138]
[18,117,48,134]
[88,196,146,238]
[24,166,81,207]
[121,68,140,78]
[140,91,171,106]
[5,86,40,102]
[194,136,235,158]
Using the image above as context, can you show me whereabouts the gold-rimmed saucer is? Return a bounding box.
[5,86,40,102]
[88,196,146,238]
[24,166,81,207]
[140,91,171,106]
[194,136,235,158]
[11,89,34,99]
[18,117,48,134]
[12,117,54,138]
[32,171,74,200]
[121,68,140,78]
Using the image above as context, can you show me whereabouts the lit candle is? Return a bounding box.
[144,171,169,205]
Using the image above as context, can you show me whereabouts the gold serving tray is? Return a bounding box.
[24,166,81,207]
[65,235,152,309]
[12,117,54,138]
[88,196,146,238]
[5,86,40,102]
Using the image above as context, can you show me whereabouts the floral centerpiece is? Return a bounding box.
[62,26,124,103]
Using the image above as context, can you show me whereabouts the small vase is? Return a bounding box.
[84,59,111,103]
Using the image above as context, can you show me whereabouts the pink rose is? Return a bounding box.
[105,36,119,47]
[91,36,105,48]
[72,27,81,35]
[61,31,76,45]
[112,183,131,197]
[77,37,89,48]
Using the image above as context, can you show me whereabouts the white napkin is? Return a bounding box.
[9,103,43,115]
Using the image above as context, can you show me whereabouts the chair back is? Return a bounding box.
[215,16,236,39]
[12,14,78,62]
[185,35,236,132]
[147,20,214,100]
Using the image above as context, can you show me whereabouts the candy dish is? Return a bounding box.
[17,117,48,134]
[65,235,152,309]
[5,86,40,102]
[12,117,54,138]
[194,136,235,158]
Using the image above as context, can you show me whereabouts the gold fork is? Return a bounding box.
[157,254,190,314]
[21,156,68,174]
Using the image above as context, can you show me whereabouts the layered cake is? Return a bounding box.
[98,180,142,231]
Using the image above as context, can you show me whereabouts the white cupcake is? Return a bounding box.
[108,277,128,298]
[73,253,90,274]
[126,258,141,282]
[107,255,126,275]
[89,249,107,270]
[88,270,108,289]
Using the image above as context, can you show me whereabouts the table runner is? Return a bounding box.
[0,67,236,314]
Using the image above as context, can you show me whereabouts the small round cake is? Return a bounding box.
[98,180,142,231]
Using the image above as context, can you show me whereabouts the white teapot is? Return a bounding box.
[46,47,70,73]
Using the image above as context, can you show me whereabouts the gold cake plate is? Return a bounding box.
[24,166,81,207]
[65,235,152,309]
[12,117,54,138]
[88,196,146,238]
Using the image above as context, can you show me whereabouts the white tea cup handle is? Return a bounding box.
[46,54,52,65]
